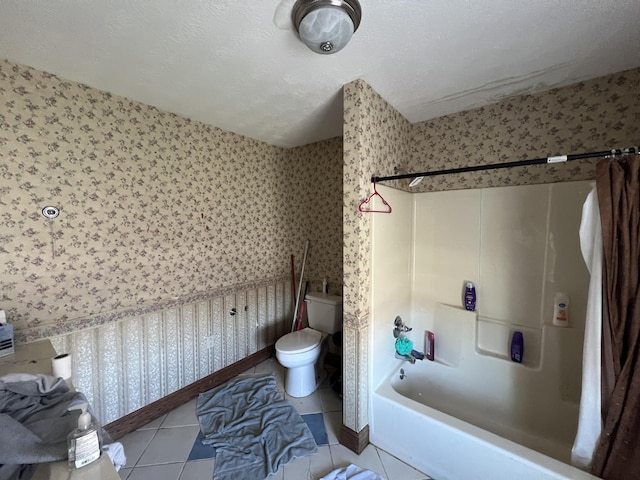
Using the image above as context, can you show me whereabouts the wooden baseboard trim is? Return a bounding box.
[339,424,369,454]
[105,346,274,440]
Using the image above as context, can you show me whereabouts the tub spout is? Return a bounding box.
[395,352,416,364]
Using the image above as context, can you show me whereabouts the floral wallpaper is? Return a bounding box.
[342,79,412,328]
[0,59,343,343]
[407,67,640,192]
[342,79,412,433]
[284,138,343,296]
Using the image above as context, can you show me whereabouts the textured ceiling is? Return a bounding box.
[0,0,639,148]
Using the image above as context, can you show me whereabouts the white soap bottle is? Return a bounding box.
[67,402,101,469]
[553,292,570,327]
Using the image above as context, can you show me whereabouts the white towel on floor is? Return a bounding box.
[320,463,385,480]
[571,185,602,469]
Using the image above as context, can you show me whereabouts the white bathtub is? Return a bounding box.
[371,365,599,480]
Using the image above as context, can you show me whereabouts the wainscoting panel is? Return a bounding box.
[212,296,224,372]
[247,289,258,355]
[145,312,163,404]
[122,317,144,413]
[276,282,285,339]
[236,291,248,360]
[181,304,196,388]
[50,277,292,424]
[267,284,277,347]
[98,321,121,423]
[197,301,212,379]
[224,294,237,368]
[258,286,268,351]
[165,307,181,395]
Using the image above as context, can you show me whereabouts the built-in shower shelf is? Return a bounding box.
[474,348,538,369]
[424,358,454,367]
[475,316,542,369]
[543,323,578,329]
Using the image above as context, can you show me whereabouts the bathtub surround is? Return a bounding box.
[413,181,591,341]
[368,181,597,479]
[371,180,593,387]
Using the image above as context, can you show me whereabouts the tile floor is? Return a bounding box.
[117,357,430,480]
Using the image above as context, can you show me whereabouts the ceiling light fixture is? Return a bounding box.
[292,0,362,55]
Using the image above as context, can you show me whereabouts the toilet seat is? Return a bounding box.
[275,328,322,354]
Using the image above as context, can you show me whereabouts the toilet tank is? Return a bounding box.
[304,293,343,334]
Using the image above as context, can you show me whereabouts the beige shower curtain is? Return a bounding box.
[590,155,640,479]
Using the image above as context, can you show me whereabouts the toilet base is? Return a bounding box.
[285,364,321,397]
[284,346,328,397]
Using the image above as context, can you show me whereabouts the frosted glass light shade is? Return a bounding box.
[298,6,355,54]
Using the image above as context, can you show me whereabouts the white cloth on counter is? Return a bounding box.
[103,442,126,471]
[0,373,118,480]
[0,372,65,394]
[320,463,385,480]
[571,185,603,470]
[0,373,86,480]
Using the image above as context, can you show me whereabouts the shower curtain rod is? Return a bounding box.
[371,145,638,183]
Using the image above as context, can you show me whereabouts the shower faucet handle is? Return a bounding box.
[393,316,412,338]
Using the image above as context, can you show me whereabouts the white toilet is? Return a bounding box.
[275,292,343,397]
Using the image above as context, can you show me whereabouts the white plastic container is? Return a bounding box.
[552,292,569,327]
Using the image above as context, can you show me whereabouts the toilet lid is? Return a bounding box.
[276,328,322,354]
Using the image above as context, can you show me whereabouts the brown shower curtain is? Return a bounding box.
[590,155,640,479]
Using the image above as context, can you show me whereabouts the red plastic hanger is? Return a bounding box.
[358,177,392,213]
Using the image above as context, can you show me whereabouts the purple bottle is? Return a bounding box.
[511,331,524,363]
[464,282,476,311]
